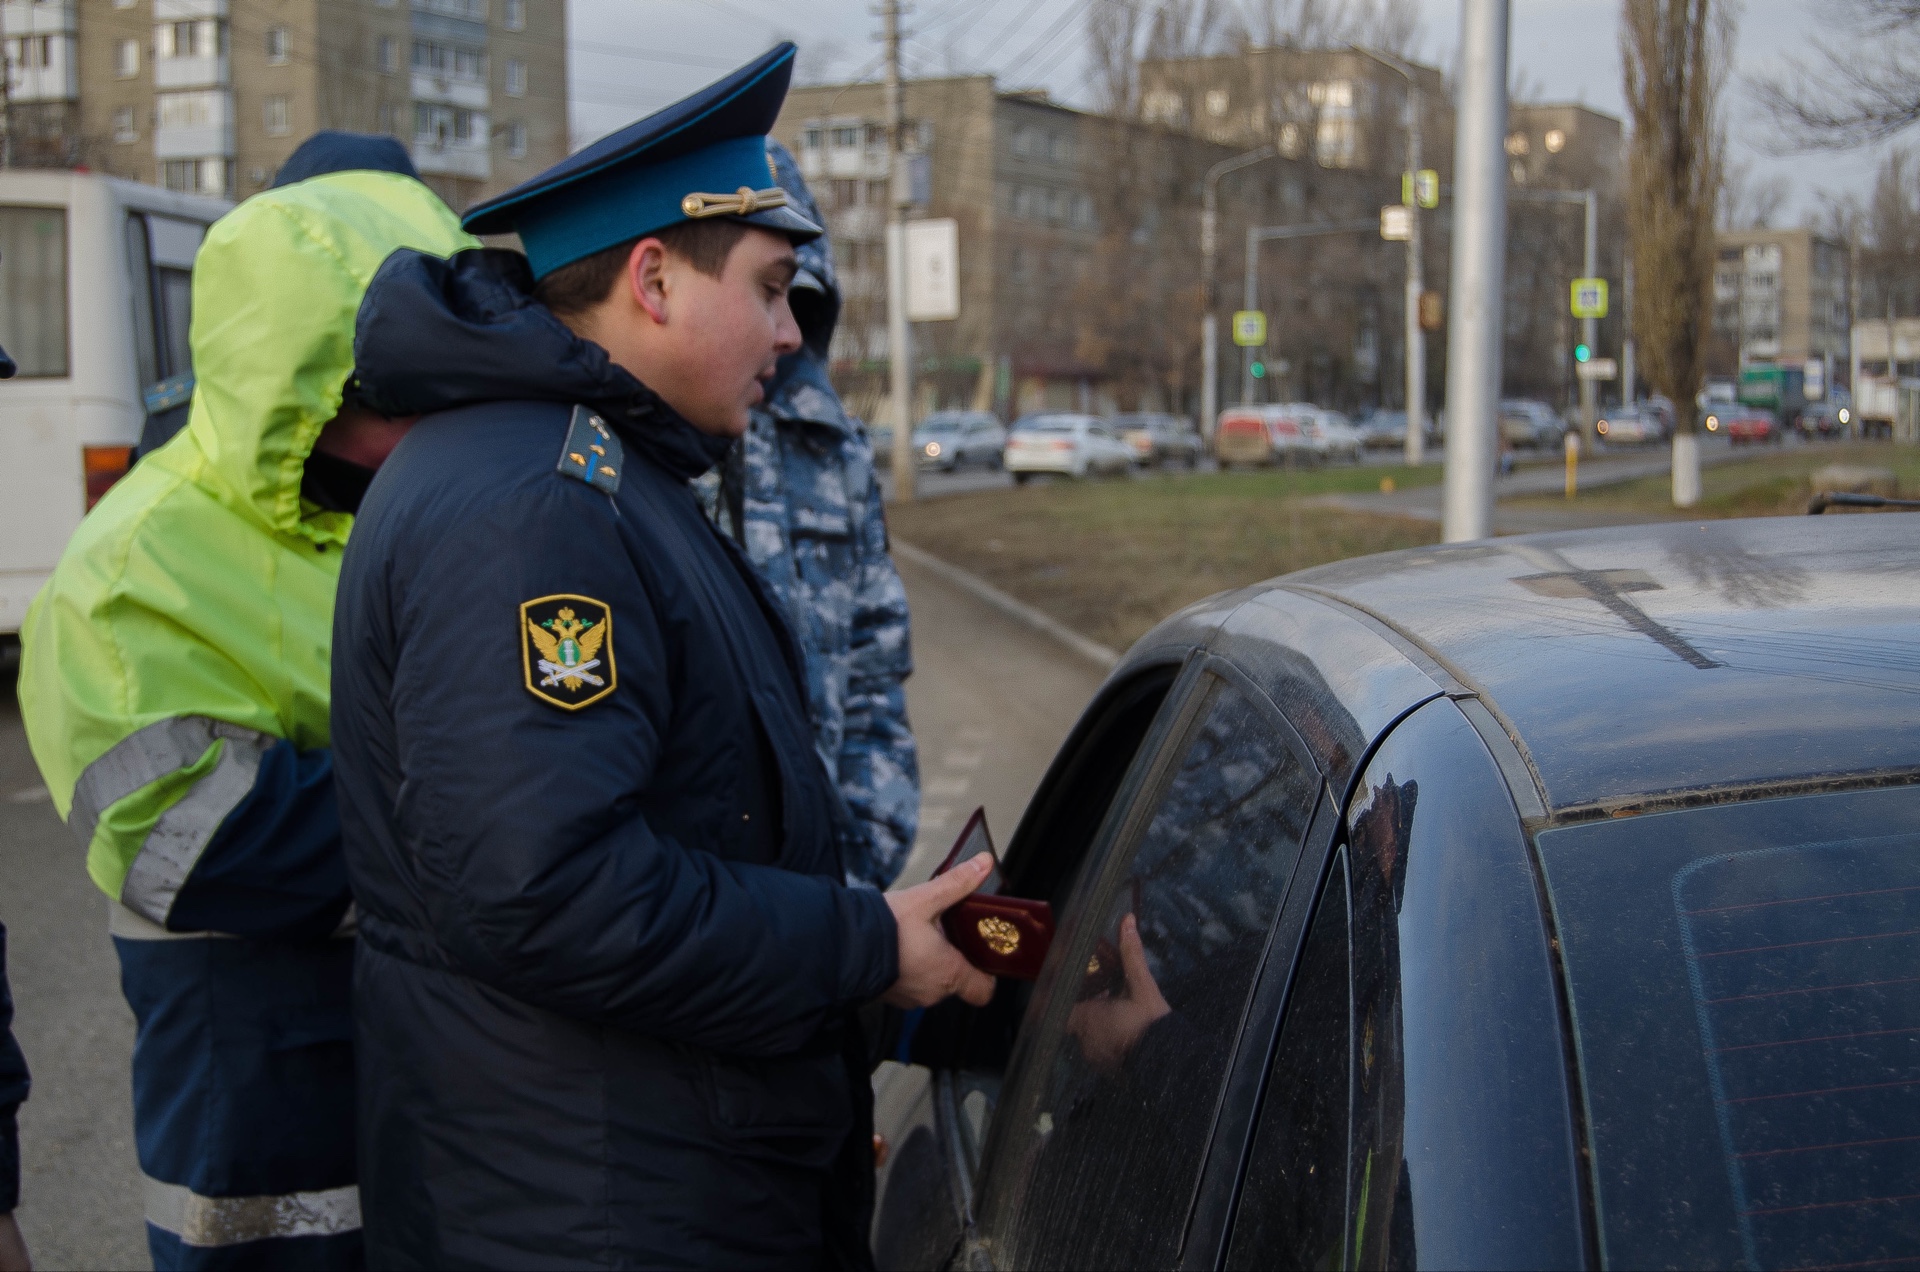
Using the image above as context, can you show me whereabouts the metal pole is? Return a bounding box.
[1622,252,1636,407]
[1202,147,1275,436]
[1404,83,1425,465]
[882,0,915,502]
[1580,190,1597,441]
[1243,226,1258,404]
[1441,0,1510,543]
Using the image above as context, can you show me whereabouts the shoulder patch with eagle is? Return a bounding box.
[521,594,617,709]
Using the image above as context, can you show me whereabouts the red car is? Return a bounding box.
[1712,408,1779,445]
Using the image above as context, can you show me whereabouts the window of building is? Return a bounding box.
[266,26,289,64]
[113,105,138,143]
[412,0,486,17]
[157,90,222,129]
[1048,133,1070,162]
[503,0,526,29]
[413,102,481,145]
[506,120,526,157]
[377,36,397,73]
[114,37,139,77]
[801,126,821,150]
[412,39,485,81]
[865,178,888,206]
[1205,88,1228,116]
[264,95,290,135]
[865,123,886,147]
[377,102,399,135]
[157,19,223,60]
[828,125,859,148]
[1012,127,1033,158]
[161,158,231,197]
[113,0,136,8]
[505,57,525,96]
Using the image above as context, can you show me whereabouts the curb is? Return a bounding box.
[891,540,1121,672]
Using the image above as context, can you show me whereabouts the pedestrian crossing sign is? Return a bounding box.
[1232,310,1267,347]
[1571,278,1609,319]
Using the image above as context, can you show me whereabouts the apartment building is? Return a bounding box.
[1711,228,1851,381]
[778,75,1260,421]
[1,0,563,210]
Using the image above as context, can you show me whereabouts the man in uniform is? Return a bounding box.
[695,138,918,890]
[19,136,474,1268]
[331,43,991,1268]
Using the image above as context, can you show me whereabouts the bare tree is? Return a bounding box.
[1718,158,1793,229]
[1091,1,1147,116]
[1750,0,1920,150]
[1622,0,1730,505]
[1242,0,1418,53]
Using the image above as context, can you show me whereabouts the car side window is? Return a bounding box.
[972,674,1322,1270]
[1224,849,1352,1270]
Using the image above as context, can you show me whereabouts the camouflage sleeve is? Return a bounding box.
[837,462,919,889]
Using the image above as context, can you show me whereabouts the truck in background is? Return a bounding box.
[0,171,230,638]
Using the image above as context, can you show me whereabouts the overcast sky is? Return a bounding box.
[570,0,1895,225]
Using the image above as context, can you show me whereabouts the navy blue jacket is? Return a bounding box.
[0,922,27,1215]
[333,248,899,1268]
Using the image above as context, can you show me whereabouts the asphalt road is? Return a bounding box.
[0,546,1103,1270]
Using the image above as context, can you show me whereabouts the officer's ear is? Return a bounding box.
[625,237,673,328]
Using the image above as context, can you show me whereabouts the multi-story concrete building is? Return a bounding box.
[1,0,83,166]
[3,0,563,210]
[778,75,1262,422]
[1711,229,1851,384]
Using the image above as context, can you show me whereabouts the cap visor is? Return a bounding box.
[727,203,822,243]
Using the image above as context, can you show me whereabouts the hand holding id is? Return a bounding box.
[883,855,997,1009]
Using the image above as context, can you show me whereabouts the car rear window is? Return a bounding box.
[1535,786,1920,1271]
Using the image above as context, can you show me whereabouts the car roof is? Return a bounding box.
[1120,516,1920,817]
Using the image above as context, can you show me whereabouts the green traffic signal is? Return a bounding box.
[1250,361,1266,379]
[1574,343,1592,363]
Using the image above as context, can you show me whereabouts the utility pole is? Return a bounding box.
[1441,0,1510,543]
[1580,190,1597,439]
[881,0,915,502]
[1353,46,1426,465]
[0,2,13,171]
[1623,253,1636,407]
[1201,147,1275,443]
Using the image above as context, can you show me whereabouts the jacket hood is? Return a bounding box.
[183,170,475,542]
[351,247,730,480]
[766,138,839,355]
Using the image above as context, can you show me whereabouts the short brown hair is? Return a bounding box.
[532,219,753,317]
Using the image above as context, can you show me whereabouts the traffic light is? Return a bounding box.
[1250,360,1266,379]
[1574,343,1592,364]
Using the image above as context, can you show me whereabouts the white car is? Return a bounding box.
[1298,408,1364,463]
[1005,414,1136,482]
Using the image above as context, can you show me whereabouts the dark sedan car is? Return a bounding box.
[874,515,1920,1271]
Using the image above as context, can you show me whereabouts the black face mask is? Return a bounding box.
[302,449,378,515]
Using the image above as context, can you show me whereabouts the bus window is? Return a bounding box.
[0,205,70,378]
[146,216,202,380]
[127,213,204,388]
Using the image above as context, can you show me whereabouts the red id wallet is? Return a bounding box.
[933,808,1055,981]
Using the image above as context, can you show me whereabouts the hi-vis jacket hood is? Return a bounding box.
[21,172,474,906]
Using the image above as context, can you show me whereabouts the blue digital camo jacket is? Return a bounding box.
[694,140,919,889]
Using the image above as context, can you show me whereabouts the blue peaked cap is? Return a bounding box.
[272,131,420,188]
[463,42,821,279]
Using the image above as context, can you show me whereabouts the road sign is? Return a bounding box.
[1231,310,1267,347]
[1380,205,1411,241]
[905,218,959,321]
[1804,357,1826,401]
[1570,277,1609,319]
[1402,168,1440,209]
[1576,357,1618,381]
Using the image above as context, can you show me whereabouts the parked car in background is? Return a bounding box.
[1355,409,1417,450]
[1299,408,1363,463]
[1215,406,1307,467]
[872,514,1920,1272]
[1500,399,1567,449]
[1115,413,1203,468]
[1639,395,1676,438]
[913,410,1007,471]
[1720,407,1780,445]
[1004,414,1135,482]
[1596,409,1659,445]
[1794,405,1847,440]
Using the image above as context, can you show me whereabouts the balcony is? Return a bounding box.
[156,122,234,158]
[0,2,75,36]
[153,0,227,16]
[413,139,490,180]
[411,71,487,110]
[4,38,76,103]
[156,55,229,89]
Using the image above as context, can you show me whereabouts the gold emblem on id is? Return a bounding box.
[977,916,1021,956]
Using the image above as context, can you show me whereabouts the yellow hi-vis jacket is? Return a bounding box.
[20,171,474,927]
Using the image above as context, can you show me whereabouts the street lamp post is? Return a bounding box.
[1201,146,1276,443]
[1243,219,1382,403]
[1353,45,1427,466]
